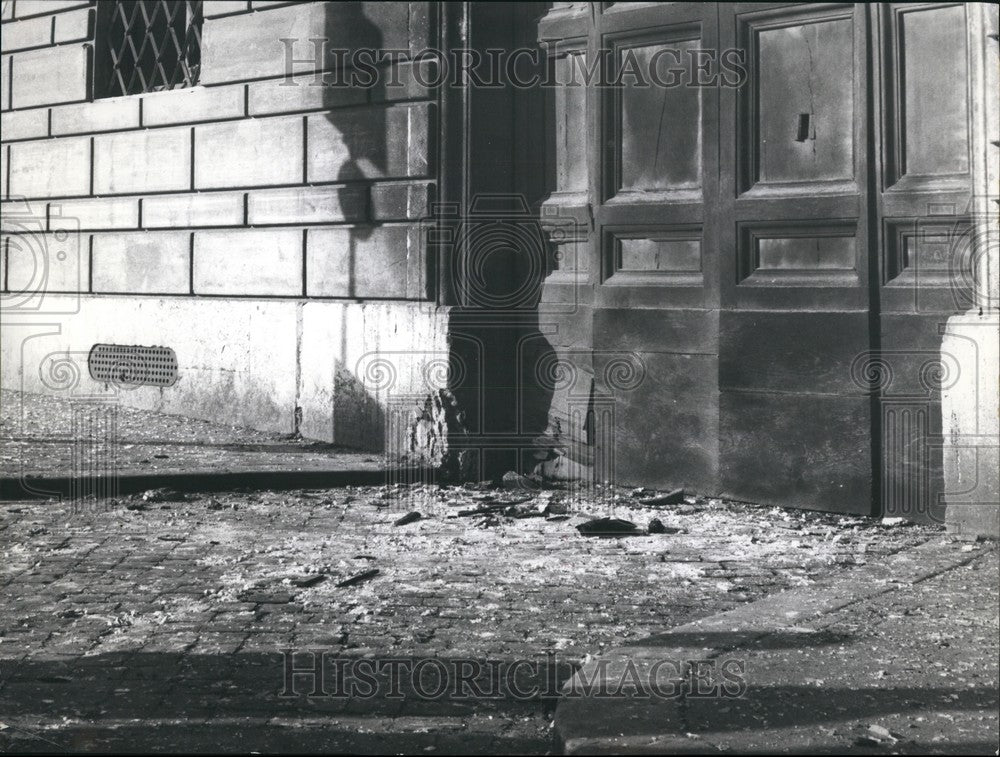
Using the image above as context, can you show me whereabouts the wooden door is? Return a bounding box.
[717,3,875,513]
[589,2,723,492]
[872,2,977,523]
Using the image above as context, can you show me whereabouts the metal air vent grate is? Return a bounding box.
[88,344,179,387]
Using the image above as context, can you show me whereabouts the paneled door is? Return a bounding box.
[717,3,876,513]
[540,2,979,517]
[589,2,723,492]
[872,2,977,523]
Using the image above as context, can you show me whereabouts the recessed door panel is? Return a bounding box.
[755,15,854,185]
[617,37,702,194]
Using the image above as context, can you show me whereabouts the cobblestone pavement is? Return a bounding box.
[0,482,945,753]
[1,390,381,479]
[557,543,999,755]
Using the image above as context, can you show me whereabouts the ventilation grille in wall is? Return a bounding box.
[88,344,179,387]
[94,0,204,99]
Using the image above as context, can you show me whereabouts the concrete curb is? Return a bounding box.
[554,538,994,755]
[0,467,430,500]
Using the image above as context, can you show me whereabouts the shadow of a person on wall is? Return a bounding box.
[306,1,388,449]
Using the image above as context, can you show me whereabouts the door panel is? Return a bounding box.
[592,2,721,490]
[754,14,855,185]
[882,3,971,190]
[719,3,874,514]
[874,2,973,522]
[724,2,869,311]
[613,36,703,194]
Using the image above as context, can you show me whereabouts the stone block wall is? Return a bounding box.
[0,1,448,448]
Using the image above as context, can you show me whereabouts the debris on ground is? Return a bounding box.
[576,517,642,537]
[532,454,589,481]
[394,511,422,526]
[639,488,685,506]
[0,475,952,684]
[291,574,326,588]
[140,487,188,503]
[880,516,912,527]
[646,519,683,535]
[337,568,380,588]
[454,496,536,519]
[501,471,541,491]
[455,502,512,518]
[545,500,569,515]
[237,588,293,604]
[866,724,900,743]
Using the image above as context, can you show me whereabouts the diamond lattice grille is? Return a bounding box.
[95,0,203,98]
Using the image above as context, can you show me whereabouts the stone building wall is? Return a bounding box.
[1,0,448,449]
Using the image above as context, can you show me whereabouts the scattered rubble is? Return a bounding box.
[638,488,685,506]
[393,511,423,526]
[880,516,913,527]
[533,453,590,482]
[337,568,380,588]
[576,517,642,537]
[237,588,294,604]
[646,518,683,535]
[0,479,951,671]
[140,488,188,503]
[501,471,542,491]
[290,574,326,588]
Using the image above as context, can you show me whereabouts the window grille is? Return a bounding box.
[93,0,203,98]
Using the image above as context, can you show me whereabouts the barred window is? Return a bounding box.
[93,0,203,99]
